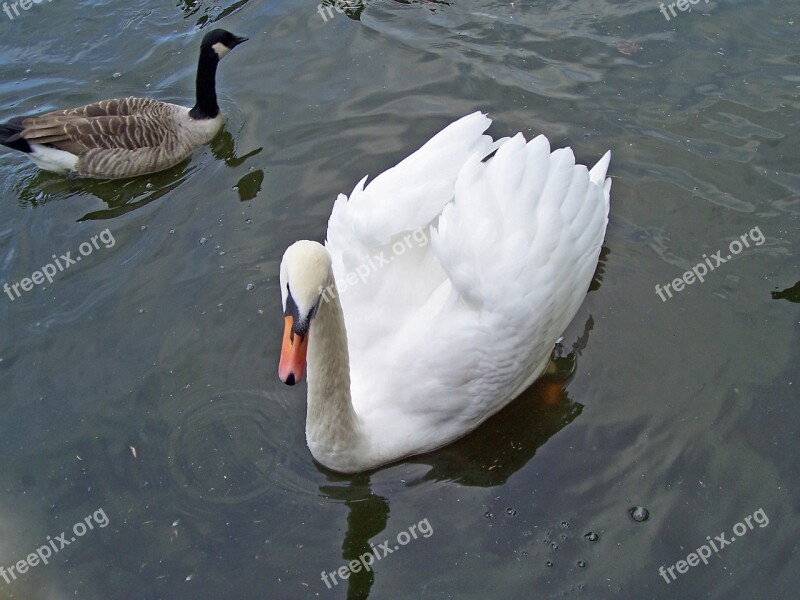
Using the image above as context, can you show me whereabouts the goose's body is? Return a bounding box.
[0,29,246,180]
[278,112,611,473]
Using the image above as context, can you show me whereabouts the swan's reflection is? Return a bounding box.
[319,474,389,599]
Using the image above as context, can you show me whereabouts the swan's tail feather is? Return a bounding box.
[589,150,612,212]
[589,150,611,184]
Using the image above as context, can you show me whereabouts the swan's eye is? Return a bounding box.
[284,286,300,320]
[283,286,320,336]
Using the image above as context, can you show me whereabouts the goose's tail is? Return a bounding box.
[0,119,32,153]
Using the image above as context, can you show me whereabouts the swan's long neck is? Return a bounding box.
[305,277,366,470]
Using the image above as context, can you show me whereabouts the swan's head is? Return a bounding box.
[201,29,248,60]
[278,241,332,385]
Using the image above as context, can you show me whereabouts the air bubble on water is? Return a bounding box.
[584,532,599,542]
[629,506,650,522]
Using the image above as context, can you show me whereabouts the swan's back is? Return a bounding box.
[326,113,610,457]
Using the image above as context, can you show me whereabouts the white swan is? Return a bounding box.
[278,112,611,473]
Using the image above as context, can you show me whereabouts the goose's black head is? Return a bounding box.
[201,29,248,60]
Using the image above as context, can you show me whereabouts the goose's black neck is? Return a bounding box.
[189,47,220,120]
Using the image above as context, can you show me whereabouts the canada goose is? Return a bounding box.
[0,29,247,180]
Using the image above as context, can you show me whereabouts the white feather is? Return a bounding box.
[28,144,79,173]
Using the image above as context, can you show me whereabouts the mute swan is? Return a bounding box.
[0,29,247,179]
[278,112,611,473]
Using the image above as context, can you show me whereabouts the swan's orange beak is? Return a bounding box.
[279,315,308,385]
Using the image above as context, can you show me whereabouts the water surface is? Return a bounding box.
[0,0,797,598]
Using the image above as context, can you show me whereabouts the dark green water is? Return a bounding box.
[0,0,797,598]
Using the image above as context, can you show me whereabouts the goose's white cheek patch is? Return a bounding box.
[212,42,231,59]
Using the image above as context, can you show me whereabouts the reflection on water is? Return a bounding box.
[318,0,451,22]
[319,475,389,599]
[178,0,254,28]
[771,281,799,303]
[234,169,265,202]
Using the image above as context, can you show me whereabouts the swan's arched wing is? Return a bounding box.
[360,133,611,453]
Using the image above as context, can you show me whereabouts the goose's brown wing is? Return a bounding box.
[20,98,178,153]
[27,97,162,119]
[75,145,187,179]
